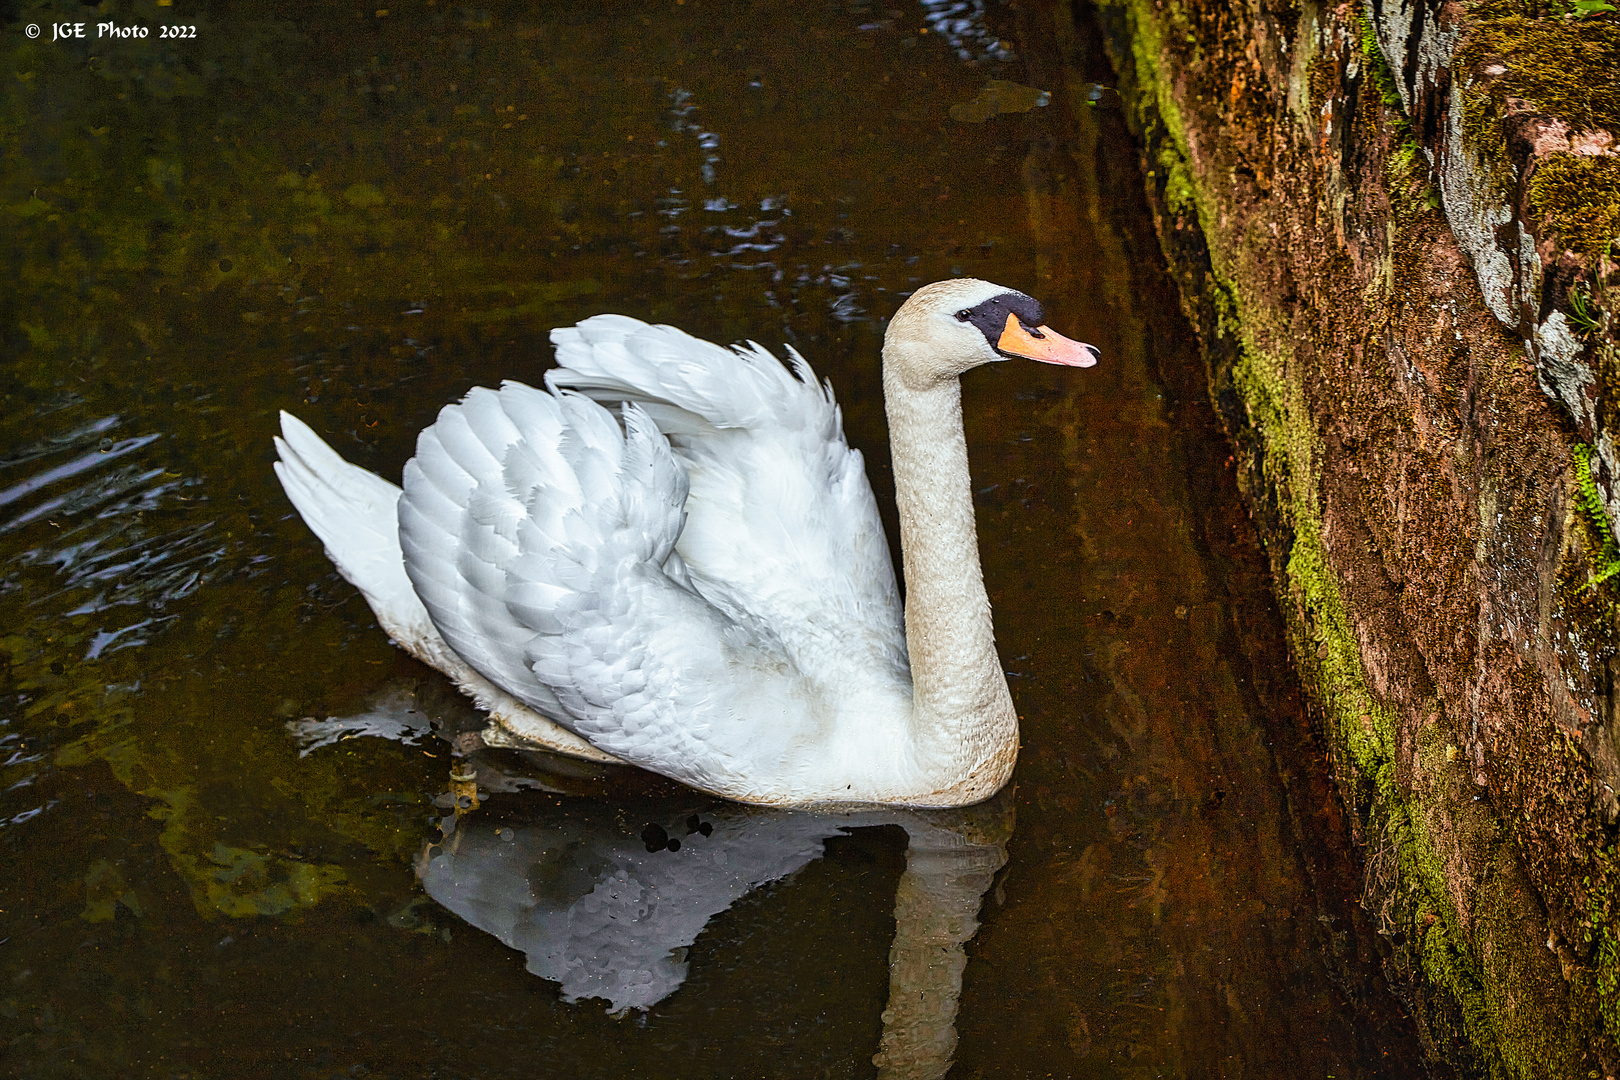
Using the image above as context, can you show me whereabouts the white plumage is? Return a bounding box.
[274,278,1098,806]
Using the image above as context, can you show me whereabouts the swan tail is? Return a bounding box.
[274,411,620,764]
[273,411,415,621]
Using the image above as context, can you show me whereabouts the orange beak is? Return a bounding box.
[997,312,1100,367]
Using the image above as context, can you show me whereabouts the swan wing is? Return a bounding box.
[397,382,836,797]
[272,413,619,763]
[546,317,910,697]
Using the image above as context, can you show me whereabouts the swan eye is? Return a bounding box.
[955,309,973,322]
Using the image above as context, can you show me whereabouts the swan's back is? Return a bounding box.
[549,317,910,704]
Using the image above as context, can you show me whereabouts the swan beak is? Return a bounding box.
[997,313,1100,367]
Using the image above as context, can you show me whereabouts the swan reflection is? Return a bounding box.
[416,778,1012,1078]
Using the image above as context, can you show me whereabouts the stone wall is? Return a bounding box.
[1073,0,1620,1073]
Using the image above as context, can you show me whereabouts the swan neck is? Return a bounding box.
[882,347,1017,799]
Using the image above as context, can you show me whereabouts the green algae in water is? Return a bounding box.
[949,79,1053,122]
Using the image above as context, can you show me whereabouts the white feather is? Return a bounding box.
[274,412,616,763]
[275,279,1068,806]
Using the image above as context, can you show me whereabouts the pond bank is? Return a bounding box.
[1074,0,1620,1072]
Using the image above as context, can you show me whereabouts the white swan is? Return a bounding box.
[273,279,1097,807]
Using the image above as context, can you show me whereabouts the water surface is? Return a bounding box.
[2,0,1432,1076]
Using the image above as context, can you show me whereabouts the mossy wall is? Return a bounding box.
[1074,0,1620,1074]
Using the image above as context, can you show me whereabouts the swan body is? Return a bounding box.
[274,279,1097,807]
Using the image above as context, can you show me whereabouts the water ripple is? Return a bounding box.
[2,411,225,662]
[0,433,162,513]
[919,0,1015,64]
[1,800,58,828]
[0,415,121,471]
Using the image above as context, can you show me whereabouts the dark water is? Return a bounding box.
[1,0,1433,1076]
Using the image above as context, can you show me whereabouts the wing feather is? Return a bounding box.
[287,312,916,799]
[399,387,797,793]
[546,317,910,703]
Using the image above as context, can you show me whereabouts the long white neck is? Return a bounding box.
[882,344,1018,803]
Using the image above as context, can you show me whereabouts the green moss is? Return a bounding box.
[1220,331,1498,1066]
[1350,9,1443,223]
[1350,4,1410,115]
[1232,303,1549,1071]
[1161,153,1199,216]
[1579,828,1620,1045]
[1460,4,1620,132]
[1597,884,1620,1038]
[1505,721,1620,1059]
[1529,153,1620,260]
[1388,139,1423,179]
[1387,135,1444,215]
[1455,13,1620,200]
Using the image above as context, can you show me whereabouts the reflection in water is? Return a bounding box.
[1078,82,1123,109]
[918,0,1015,64]
[285,687,432,756]
[0,428,161,524]
[417,763,1010,1078]
[668,88,724,187]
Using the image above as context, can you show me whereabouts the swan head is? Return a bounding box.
[884,278,1099,389]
